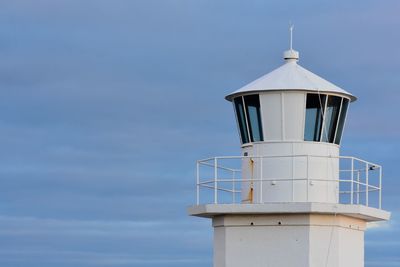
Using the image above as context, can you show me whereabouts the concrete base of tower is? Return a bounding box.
[213,213,365,267]
[188,203,390,267]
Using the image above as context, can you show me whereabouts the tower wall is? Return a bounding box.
[213,214,365,267]
[241,142,339,203]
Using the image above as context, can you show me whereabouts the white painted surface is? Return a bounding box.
[283,92,305,140]
[212,214,365,267]
[240,142,339,203]
[260,93,282,140]
[259,91,306,141]
[188,203,391,222]
[283,49,299,60]
[225,52,356,101]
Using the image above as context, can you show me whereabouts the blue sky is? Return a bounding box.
[0,0,399,266]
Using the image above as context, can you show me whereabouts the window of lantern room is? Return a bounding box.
[321,95,341,143]
[244,95,263,142]
[304,93,349,145]
[233,95,263,144]
[334,98,349,145]
[304,94,326,142]
[234,97,249,144]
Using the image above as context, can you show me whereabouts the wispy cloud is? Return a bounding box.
[0,216,211,266]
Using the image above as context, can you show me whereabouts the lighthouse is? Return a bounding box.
[188,30,390,267]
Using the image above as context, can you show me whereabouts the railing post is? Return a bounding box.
[350,158,354,205]
[379,167,382,209]
[306,155,309,202]
[232,170,236,204]
[260,157,263,204]
[357,170,360,205]
[214,158,218,204]
[366,163,369,207]
[196,161,200,205]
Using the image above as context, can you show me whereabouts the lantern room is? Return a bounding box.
[226,50,355,146]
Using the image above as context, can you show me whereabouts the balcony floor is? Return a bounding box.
[188,202,390,222]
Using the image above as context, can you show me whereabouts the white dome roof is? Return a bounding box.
[225,50,356,102]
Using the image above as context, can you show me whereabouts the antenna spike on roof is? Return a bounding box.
[289,22,294,50]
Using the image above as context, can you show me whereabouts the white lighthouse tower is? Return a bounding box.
[188,30,390,267]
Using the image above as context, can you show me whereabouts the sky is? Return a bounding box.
[0,0,399,266]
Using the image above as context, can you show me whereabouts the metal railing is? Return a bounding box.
[196,155,382,209]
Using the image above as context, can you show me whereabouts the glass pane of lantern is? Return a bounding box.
[234,97,249,144]
[244,94,263,142]
[304,93,326,141]
[321,95,342,143]
[334,98,349,145]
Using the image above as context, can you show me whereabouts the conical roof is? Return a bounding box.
[225,50,356,102]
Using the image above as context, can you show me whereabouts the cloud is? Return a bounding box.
[0,216,212,266]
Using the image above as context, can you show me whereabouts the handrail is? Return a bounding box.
[195,155,383,209]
